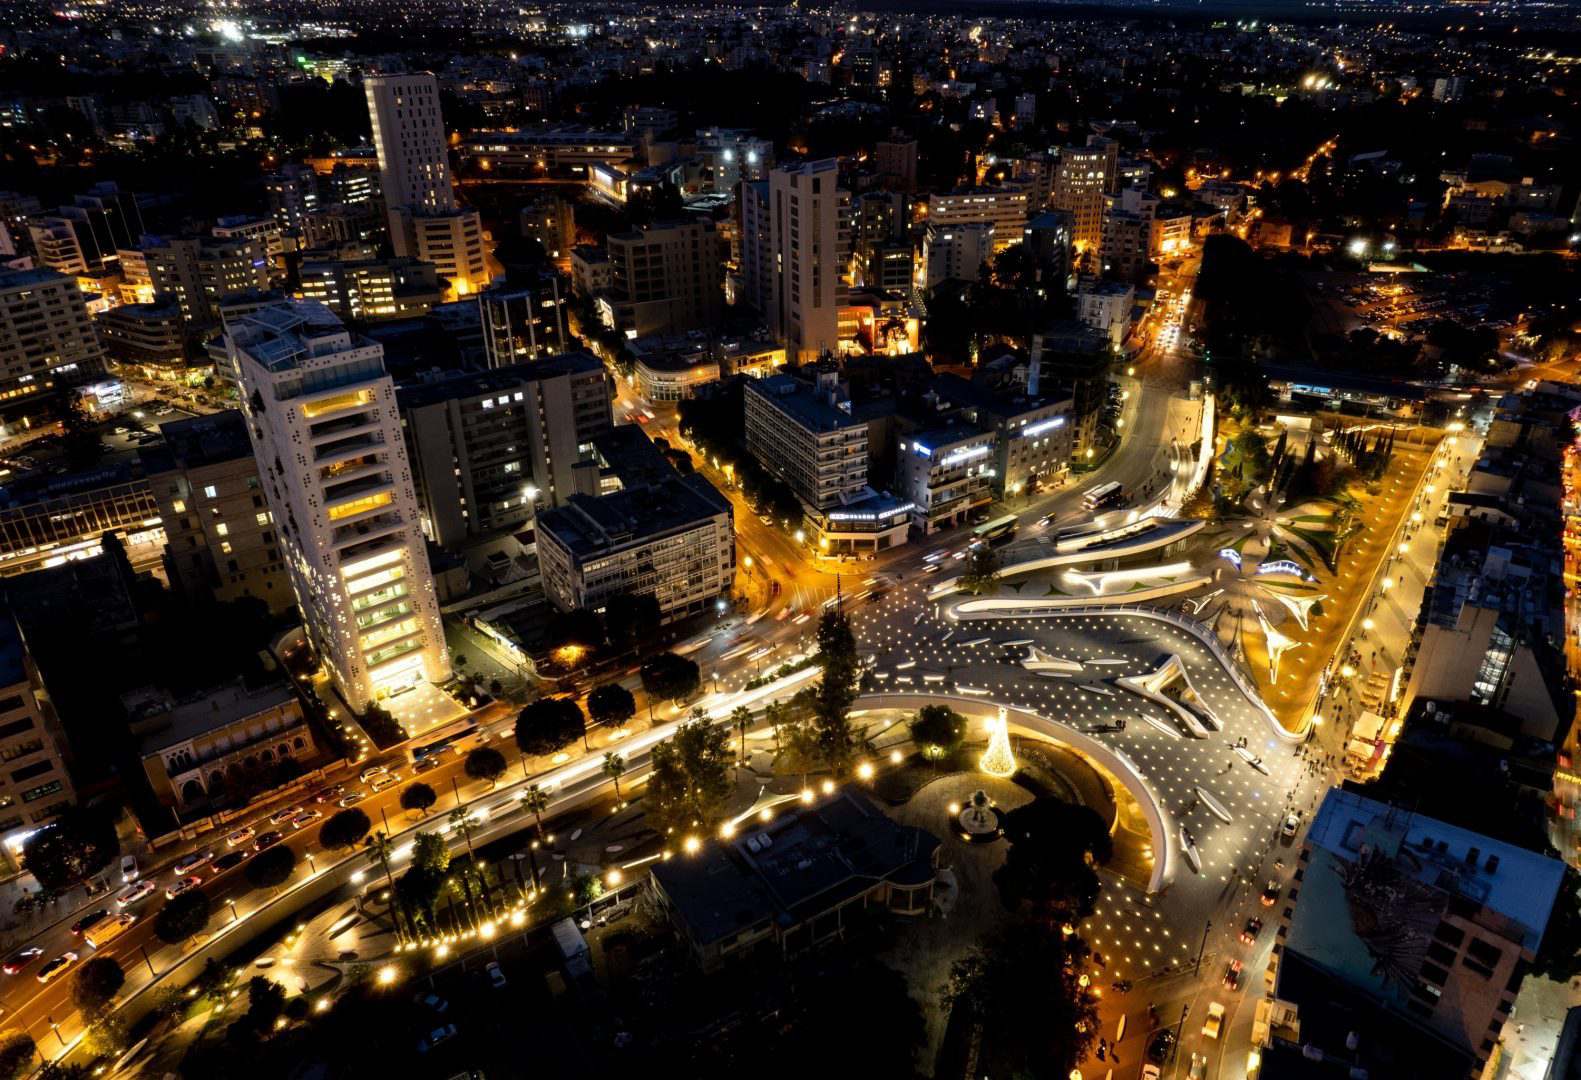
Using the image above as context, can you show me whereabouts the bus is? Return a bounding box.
[84,913,136,950]
[972,514,1019,546]
[1081,481,1126,512]
[409,721,489,767]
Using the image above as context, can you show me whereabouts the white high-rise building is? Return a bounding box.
[769,159,842,362]
[226,301,450,707]
[364,72,489,298]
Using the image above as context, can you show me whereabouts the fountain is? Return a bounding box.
[954,789,1005,843]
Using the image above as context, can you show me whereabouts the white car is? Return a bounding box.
[226,827,256,848]
[115,880,156,907]
[172,850,213,875]
[120,854,139,883]
[1202,1001,1225,1039]
[290,809,323,830]
[166,875,203,899]
[359,764,389,784]
[1281,812,1301,839]
[269,806,302,826]
[370,774,400,793]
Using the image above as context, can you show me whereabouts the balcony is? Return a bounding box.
[315,432,385,466]
[332,511,406,552]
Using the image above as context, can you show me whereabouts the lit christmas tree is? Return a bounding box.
[979,706,1017,778]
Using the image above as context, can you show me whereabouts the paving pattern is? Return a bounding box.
[850,576,1309,979]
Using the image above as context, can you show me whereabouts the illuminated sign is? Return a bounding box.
[827,503,916,522]
[1257,560,1311,580]
[1020,416,1067,438]
[1219,548,1243,569]
[940,444,991,467]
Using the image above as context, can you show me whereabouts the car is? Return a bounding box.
[1147,1028,1177,1064]
[370,774,400,793]
[1202,1001,1226,1039]
[485,961,507,990]
[120,854,139,883]
[36,952,79,984]
[337,791,366,808]
[359,765,389,784]
[172,850,214,875]
[290,809,323,830]
[414,992,450,1013]
[758,514,773,526]
[69,909,110,935]
[116,881,157,907]
[922,564,942,574]
[226,827,256,847]
[1223,958,1243,990]
[1281,811,1301,840]
[3,947,44,975]
[313,785,346,804]
[269,806,302,826]
[166,875,203,899]
[1188,1052,1208,1080]
[254,831,284,852]
[211,851,248,874]
[1240,917,1263,944]
[1142,1068,1162,1080]
[416,1023,458,1053]
[1261,879,1282,907]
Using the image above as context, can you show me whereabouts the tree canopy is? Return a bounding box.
[809,607,862,775]
[245,845,297,891]
[464,746,508,786]
[640,652,702,705]
[319,808,372,851]
[648,715,734,835]
[909,705,967,757]
[21,808,119,891]
[154,888,212,945]
[587,682,637,729]
[961,545,1001,596]
[399,782,438,815]
[515,697,586,756]
[993,797,1114,923]
[72,956,125,1018]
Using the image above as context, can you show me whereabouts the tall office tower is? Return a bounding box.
[364,72,489,298]
[1051,145,1111,255]
[768,159,842,361]
[226,301,449,707]
[0,267,106,423]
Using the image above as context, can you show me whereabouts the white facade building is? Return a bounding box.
[226,301,449,707]
[769,159,842,361]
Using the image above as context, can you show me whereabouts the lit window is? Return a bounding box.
[172,499,186,513]
[220,541,233,554]
[256,511,271,526]
[215,523,229,536]
[203,485,218,499]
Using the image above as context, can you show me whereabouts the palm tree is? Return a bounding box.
[601,752,627,800]
[446,807,492,920]
[363,831,407,944]
[522,783,550,840]
[730,706,752,764]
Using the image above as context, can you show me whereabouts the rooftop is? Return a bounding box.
[137,681,300,755]
[396,351,602,410]
[537,472,730,561]
[142,409,253,473]
[746,374,863,434]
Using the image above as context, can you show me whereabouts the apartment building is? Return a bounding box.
[298,257,445,321]
[768,160,843,361]
[1052,141,1116,254]
[119,234,272,329]
[226,301,449,707]
[536,470,735,624]
[141,409,291,613]
[0,267,107,424]
[744,371,868,512]
[398,353,613,549]
[926,185,1031,254]
[478,275,572,365]
[930,374,1074,498]
[923,222,995,289]
[595,218,723,339]
[1031,321,1113,455]
[1267,788,1563,1078]
[95,299,187,367]
[265,164,321,231]
[895,424,997,534]
[0,616,75,870]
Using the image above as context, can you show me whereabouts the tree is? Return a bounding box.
[647,715,734,835]
[640,652,701,709]
[810,607,862,775]
[993,798,1114,923]
[244,976,286,1034]
[245,845,297,891]
[909,705,966,760]
[400,782,438,816]
[601,752,627,799]
[464,746,507,787]
[0,1033,34,1080]
[730,705,753,762]
[602,593,661,653]
[363,831,409,942]
[961,545,1001,596]
[154,888,212,946]
[359,700,405,746]
[21,808,119,891]
[522,784,550,839]
[72,956,125,1019]
[515,697,586,756]
[944,920,1100,1077]
[587,682,637,730]
[319,808,372,852]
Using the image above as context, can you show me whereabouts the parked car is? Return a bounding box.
[36,952,79,985]
[116,881,157,907]
[416,1023,458,1053]
[1223,958,1243,990]
[254,831,284,852]
[212,851,248,874]
[166,875,203,899]
[1240,917,1263,944]
[120,855,139,883]
[69,909,110,936]
[1261,879,1282,907]
[485,962,507,990]
[172,851,214,876]
[1202,1001,1225,1039]
[414,992,450,1013]
[1281,811,1301,840]
[3,947,44,975]
[226,827,256,847]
